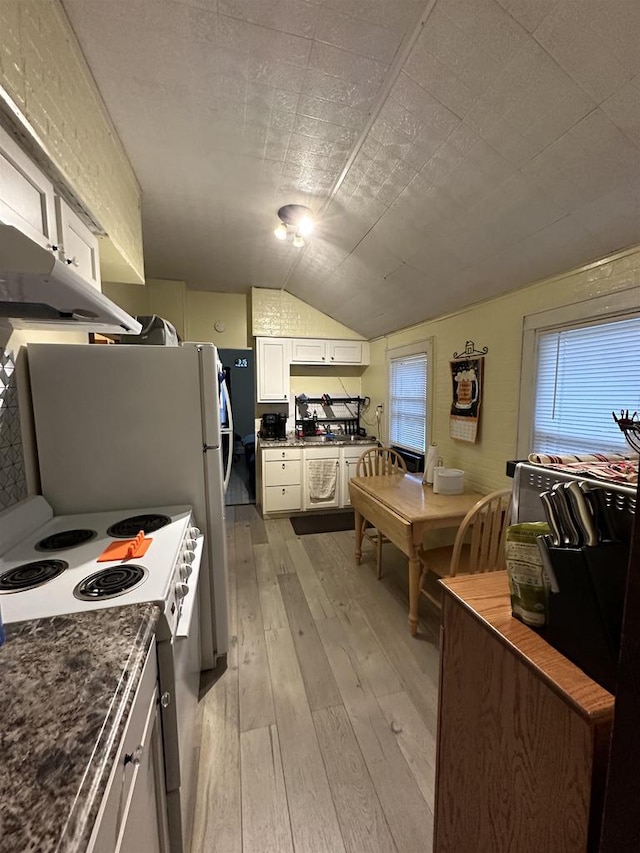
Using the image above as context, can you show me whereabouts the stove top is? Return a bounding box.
[0,499,196,626]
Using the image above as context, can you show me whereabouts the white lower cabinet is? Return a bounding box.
[263,447,302,513]
[304,447,341,510]
[339,445,375,506]
[261,444,376,515]
[89,640,170,853]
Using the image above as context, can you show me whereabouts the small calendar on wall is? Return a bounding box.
[449,354,484,443]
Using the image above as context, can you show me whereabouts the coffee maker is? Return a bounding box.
[260,412,287,440]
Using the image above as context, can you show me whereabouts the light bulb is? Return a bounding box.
[292,234,305,248]
[274,223,287,240]
[297,214,314,237]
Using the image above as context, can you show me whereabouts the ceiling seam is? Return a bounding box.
[278,0,440,292]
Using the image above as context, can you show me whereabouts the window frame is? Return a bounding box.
[517,288,640,458]
[386,339,433,456]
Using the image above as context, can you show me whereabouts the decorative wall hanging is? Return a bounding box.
[449,341,487,443]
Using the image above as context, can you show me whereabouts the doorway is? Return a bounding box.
[219,348,255,506]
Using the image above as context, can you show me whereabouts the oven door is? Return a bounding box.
[158,536,203,853]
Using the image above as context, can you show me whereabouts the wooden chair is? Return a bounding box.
[355,447,407,578]
[418,488,512,611]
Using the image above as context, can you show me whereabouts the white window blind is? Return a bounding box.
[533,315,640,455]
[389,353,428,454]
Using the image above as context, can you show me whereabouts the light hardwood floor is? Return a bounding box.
[191,505,442,853]
[225,457,254,507]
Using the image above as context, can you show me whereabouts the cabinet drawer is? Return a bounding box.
[303,447,340,462]
[342,444,375,462]
[265,459,301,486]
[263,447,301,462]
[264,485,302,513]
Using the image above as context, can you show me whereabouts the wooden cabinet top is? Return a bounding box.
[441,572,614,724]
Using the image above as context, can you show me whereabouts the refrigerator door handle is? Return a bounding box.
[220,377,234,493]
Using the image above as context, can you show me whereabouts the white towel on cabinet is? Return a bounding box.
[308,460,337,502]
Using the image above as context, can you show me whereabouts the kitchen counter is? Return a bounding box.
[259,435,377,448]
[0,603,161,853]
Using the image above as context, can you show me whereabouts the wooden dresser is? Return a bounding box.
[434,572,614,853]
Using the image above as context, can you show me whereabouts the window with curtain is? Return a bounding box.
[389,352,428,454]
[533,315,640,455]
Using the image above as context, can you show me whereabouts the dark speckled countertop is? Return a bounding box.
[0,603,161,853]
[259,435,377,448]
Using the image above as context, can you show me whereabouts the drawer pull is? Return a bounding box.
[282,488,286,494]
[282,463,286,469]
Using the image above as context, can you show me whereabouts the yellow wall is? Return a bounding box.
[186,291,248,347]
[0,0,143,283]
[103,280,249,347]
[102,281,150,319]
[362,246,640,495]
[252,288,364,339]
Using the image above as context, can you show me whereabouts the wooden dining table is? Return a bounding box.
[349,472,482,635]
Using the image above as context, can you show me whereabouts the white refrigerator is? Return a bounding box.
[27,341,230,670]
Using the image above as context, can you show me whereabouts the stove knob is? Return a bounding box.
[182,548,196,564]
[189,526,201,538]
[184,537,197,549]
[179,563,192,581]
[175,582,189,599]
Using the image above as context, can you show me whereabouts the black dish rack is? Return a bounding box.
[295,395,366,436]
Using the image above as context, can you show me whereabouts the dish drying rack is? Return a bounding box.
[295,395,365,436]
[613,410,640,454]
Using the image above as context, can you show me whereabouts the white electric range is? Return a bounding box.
[0,495,203,853]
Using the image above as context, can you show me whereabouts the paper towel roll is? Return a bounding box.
[423,443,439,484]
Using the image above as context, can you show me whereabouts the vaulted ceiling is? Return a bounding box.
[62,0,640,338]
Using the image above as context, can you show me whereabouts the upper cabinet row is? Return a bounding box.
[290,338,368,365]
[0,124,101,290]
[256,336,370,402]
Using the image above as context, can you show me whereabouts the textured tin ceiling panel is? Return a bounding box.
[61,0,640,337]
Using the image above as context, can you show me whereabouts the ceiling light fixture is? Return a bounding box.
[273,204,314,248]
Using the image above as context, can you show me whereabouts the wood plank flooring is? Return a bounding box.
[191,505,442,853]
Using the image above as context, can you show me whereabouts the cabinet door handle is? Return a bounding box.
[282,463,286,469]
[282,488,286,494]
[124,745,143,767]
[160,692,171,708]
[331,356,334,360]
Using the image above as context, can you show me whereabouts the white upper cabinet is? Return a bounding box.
[0,125,57,253]
[256,337,291,402]
[290,339,327,363]
[55,196,101,290]
[290,338,369,365]
[328,340,369,364]
[0,124,102,291]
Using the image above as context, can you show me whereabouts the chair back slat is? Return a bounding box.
[356,447,407,478]
[450,489,512,576]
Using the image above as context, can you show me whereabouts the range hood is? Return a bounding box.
[0,224,142,334]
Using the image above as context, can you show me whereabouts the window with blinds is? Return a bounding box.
[533,315,640,455]
[389,353,428,454]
